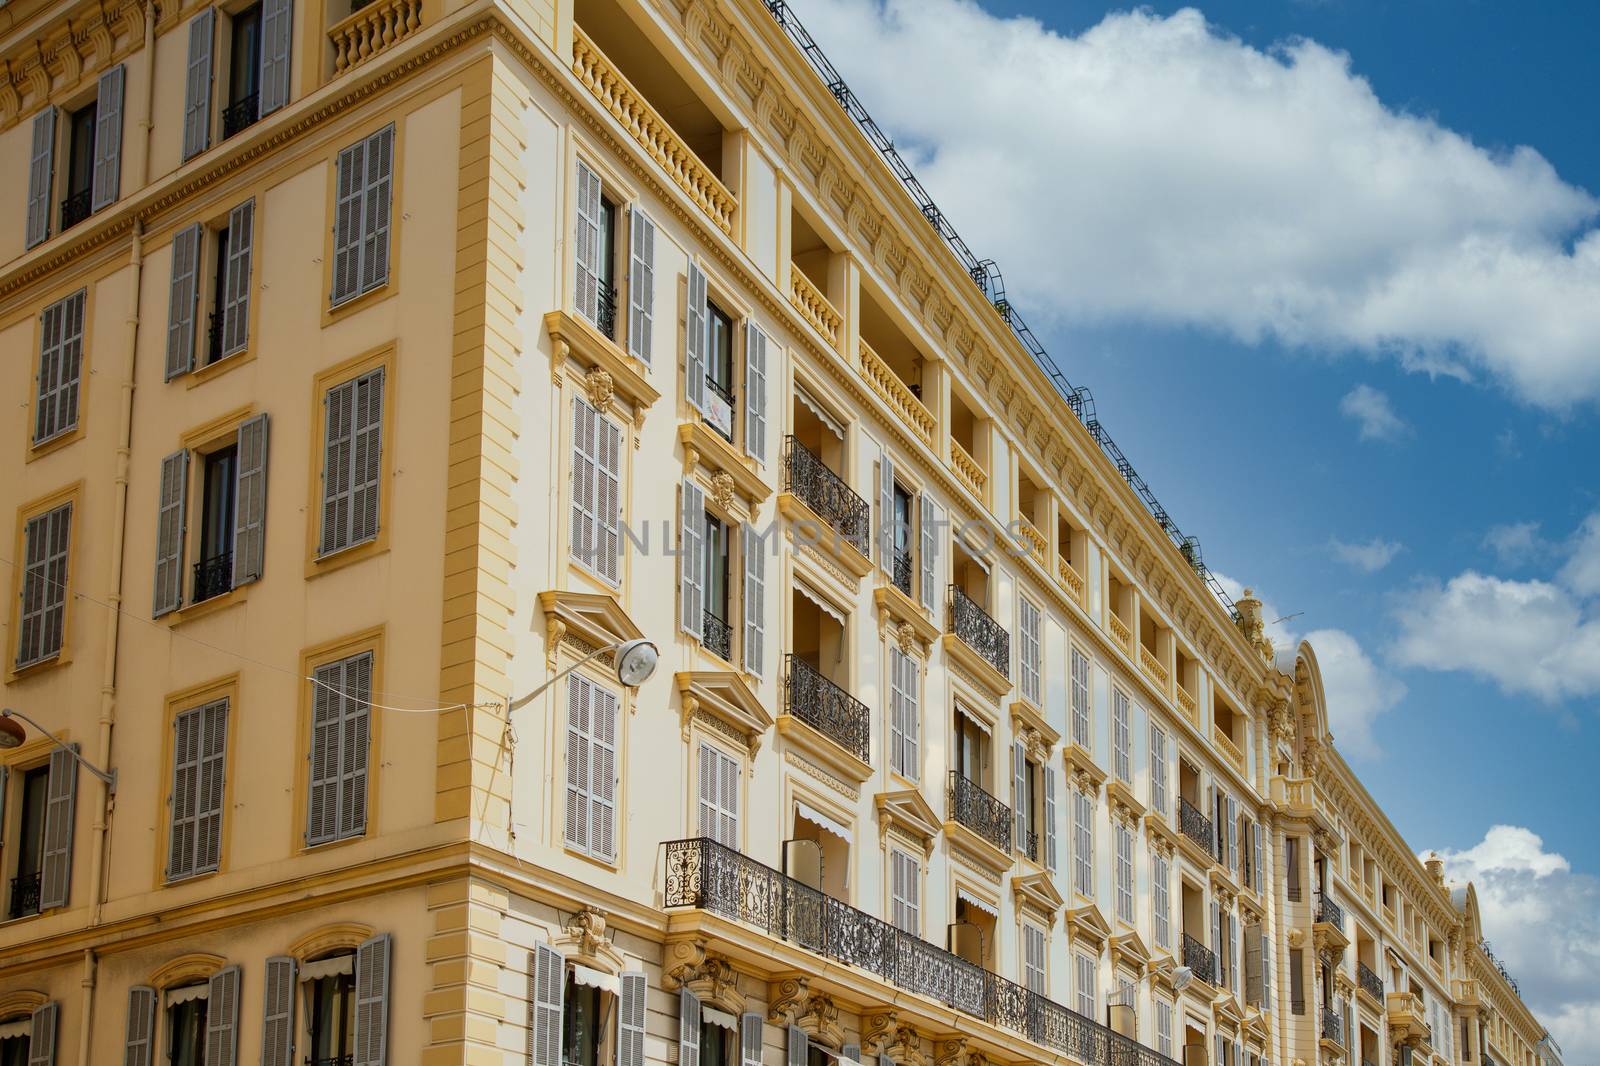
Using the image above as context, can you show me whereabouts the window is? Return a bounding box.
[306,952,356,1060]
[1070,647,1090,747]
[1152,852,1171,950]
[164,201,255,378]
[152,413,269,614]
[62,98,98,228]
[890,848,919,933]
[6,766,49,920]
[165,985,208,1066]
[319,367,384,556]
[33,289,86,447]
[564,673,620,863]
[888,647,919,781]
[1023,924,1047,993]
[1150,722,1168,818]
[890,482,913,595]
[704,513,732,661]
[565,972,614,1066]
[684,264,768,462]
[331,124,395,306]
[697,743,739,849]
[1115,821,1135,924]
[954,710,988,788]
[1018,596,1041,706]
[1073,787,1094,898]
[167,697,229,880]
[1155,1000,1173,1057]
[222,3,263,139]
[570,396,623,584]
[306,651,373,846]
[15,500,72,669]
[195,445,237,601]
[1075,953,1096,1019]
[0,1024,27,1066]
[575,160,621,341]
[1112,687,1131,782]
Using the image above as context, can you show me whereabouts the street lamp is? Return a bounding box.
[0,708,118,793]
[508,638,660,711]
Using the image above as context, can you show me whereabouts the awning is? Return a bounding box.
[572,964,619,996]
[165,983,209,1006]
[704,1007,739,1032]
[299,955,354,982]
[796,386,846,441]
[955,703,991,734]
[956,888,999,919]
[796,800,854,844]
[0,1019,30,1040]
[795,581,848,627]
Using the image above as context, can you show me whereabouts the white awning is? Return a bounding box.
[704,1006,739,1032]
[956,888,999,919]
[572,965,620,996]
[165,983,209,1006]
[796,800,854,844]
[955,703,991,733]
[298,954,354,982]
[0,1019,30,1039]
[796,386,846,440]
[795,581,848,627]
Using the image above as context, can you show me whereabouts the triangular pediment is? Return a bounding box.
[677,671,775,755]
[539,589,644,655]
[1109,930,1152,975]
[1011,870,1065,920]
[1064,902,1113,948]
[875,789,942,853]
[1213,990,1245,1029]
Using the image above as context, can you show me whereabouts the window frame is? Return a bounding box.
[567,393,628,588]
[295,628,385,852]
[693,736,743,852]
[27,287,91,459]
[160,405,268,622]
[569,143,649,357]
[7,482,82,680]
[157,674,240,887]
[322,118,404,322]
[304,345,395,577]
[889,845,921,935]
[887,645,921,784]
[1069,643,1092,749]
[562,668,623,866]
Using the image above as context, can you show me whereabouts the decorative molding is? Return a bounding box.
[784,751,860,802]
[289,922,375,961]
[767,977,842,1048]
[665,939,747,1014]
[678,671,773,757]
[861,1013,927,1066]
[554,906,625,975]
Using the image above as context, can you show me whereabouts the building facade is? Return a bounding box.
[0,0,1556,1064]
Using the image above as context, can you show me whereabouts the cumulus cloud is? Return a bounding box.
[1339,385,1410,442]
[790,0,1600,409]
[1433,828,1600,1062]
[1558,513,1600,597]
[1329,535,1404,573]
[1484,521,1548,567]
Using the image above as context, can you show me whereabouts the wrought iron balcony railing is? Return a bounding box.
[207,311,226,365]
[892,547,913,597]
[703,610,733,662]
[1316,890,1345,930]
[8,871,41,920]
[1178,797,1214,860]
[60,188,92,230]
[222,92,259,139]
[664,838,1178,1066]
[1358,961,1383,1001]
[705,375,737,442]
[1322,1006,1343,1046]
[782,437,870,557]
[1182,933,1216,986]
[1019,827,1038,864]
[784,655,870,764]
[596,282,619,341]
[948,772,1011,854]
[947,585,1009,679]
[309,1057,355,1066]
[193,551,234,603]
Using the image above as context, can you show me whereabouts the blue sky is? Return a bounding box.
[789,0,1600,1048]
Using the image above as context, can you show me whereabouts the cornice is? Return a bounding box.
[0,0,146,131]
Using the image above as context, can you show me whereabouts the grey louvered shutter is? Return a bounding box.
[1013,740,1027,849]
[530,943,564,1066]
[16,504,71,669]
[27,1002,57,1066]
[40,745,78,910]
[679,989,701,1066]
[1253,821,1264,895]
[182,10,214,160]
[1150,723,1168,818]
[628,206,655,362]
[233,413,269,586]
[570,398,597,572]
[740,1012,763,1066]
[880,1056,893,1066]
[153,449,189,616]
[742,524,765,675]
[1244,922,1264,1006]
[591,684,619,861]
[744,322,767,463]
[260,956,296,1066]
[680,479,705,639]
[34,289,86,445]
[331,136,365,305]
[686,262,708,413]
[166,223,203,379]
[258,0,292,115]
[168,704,202,879]
[900,652,918,778]
[26,109,56,248]
[786,1024,806,1066]
[354,933,391,1066]
[123,985,156,1066]
[195,699,228,873]
[321,368,384,554]
[574,160,601,325]
[594,408,622,583]
[1044,765,1058,872]
[888,649,907,777]
[204,965,241,1066]
[920,495,937,608]
[1227,796,1239,871]
[221,198,253,355]
[564,674,590,851]
[619,973,647,1066]
[308,655,368,846]
[878,449,894,570]
[843,1046,860,1065]
[338,653,373,840]
[360,125,394,295]
[92,64,125,211]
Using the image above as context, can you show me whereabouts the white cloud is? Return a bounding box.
[790,0,1600,409]
[1339,385,1410,442]
[1329,535,1404,573]
[1433,828,1600,1063]
[1558,513,1600,597]
[1484,520,1548,567]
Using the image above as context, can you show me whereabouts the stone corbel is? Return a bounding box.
[861,1013,927,1066]
[933,1038,989,1066]
[554,906,625,975]
[665,940,747,1015]
[767,978,843,1049]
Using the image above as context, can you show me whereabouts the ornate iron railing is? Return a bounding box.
[597,282,619,340]
[664,838,1178,1066]
[703,611,733,662]
[193,552,233,603]
[8,871,41,920]
[1322,1006,1343,1046]
[785,655,870,764]
[1020,827,1038,864]
[310,1057,355,1066]
[60,188,92,230]
[1317,890,1345,930]
[207,311,226,365]
[705,375,736,441]
[1358,961,1383,1001]
[783,438,869,556]
[222,92,259,139]
[1182,933,1216,986]
[1480,940,1520,995]
[1178,797,1214,860]
[893,547,914,596]
[947,585,1009,678]
[948,772,1011,854]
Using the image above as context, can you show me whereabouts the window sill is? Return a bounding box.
[304,537,388,580]
[299,831,370,856]
[186,348,255,388]
[165,584,249,626]
[323,280,396,326]
[6,650,70,684]
[26,426,84,463]
[563,845,620,872]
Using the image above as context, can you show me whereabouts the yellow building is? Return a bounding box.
[0,0,1557,1064]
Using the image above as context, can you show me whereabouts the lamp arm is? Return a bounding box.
[0,709,117,792]
[508,641,621,712]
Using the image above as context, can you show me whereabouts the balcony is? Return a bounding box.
[1107,611,1133,655]
[572,28,737,235]
[1178,797,1215,861]
[7,871,42,919]
[948,772,1011,855]
[192,552,233,603]
[949,438,986,500]
[1015,518,1047,568]
[330,0,424,75]
[1321,1006,1344,1047]
[1316,891,1345,929]
[1174,685,1197,723]
[892,548,914,598]
[1386,992,1428,1042]
[784,655,870,765]
[790,269,841,350]
[221,91,259,139]
[703,610,733,662]
[1358,961,1384,1003]
[947,585,1009,681]
[1057,557,1085,606]
[663,838,1178,1066]
[1182,933,1217,986]
[782,437,870,559]
[1138,644,1168,691]
[860,340,934,448]
[1213,727,1245,775]
[60,188,92,231]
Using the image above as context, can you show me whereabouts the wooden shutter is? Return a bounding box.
[195,699,228,873]
[1117,823,1134,922]
[1071,648,1090,746]
[182,10,214,160]
[1150,723,1168,818]
[745,322,768,463]
[685,261,708,413]
[1153,854,1170,949]
[571,398,620,583]
[743,525,765,675]
[307,652,371,845]
[153,449,189,616]
[1252,822,1264,895]
[165,223,203,379]
[1226,910,1238,992]
[919,495,938,609]
[359,125,393,295]
[331,135,365,304]
[34,289,86,445]
[628,206,655,362]
[123,986,157,1066]
[27,1002,57,1066]
[168,703,202,879]
[570,398,597,572]
[1021,597,1041,705]
[786,1025,807,1066]
[1074,789,1093,897]
[221,198,254,355]
[717,746,739,848]
[258,0,292,115]
[1289,948,1304,1014]
[233,413,269,587]
[596,412,621,582]
[337,653,372,840]
[321,368,384,554]
[697,743,717,840]
[740,1014,764,1066]
[1244,922,1264,1006]
[530,944,564,1066]
[889,648,907,778]
[574,161,602,325]
[591,682,619,861]
[40,744,78,910]
[1013,740,1027,849]
[17,503,71,668]
[91,65,125,211]
[565,673,592,852]
[26,109,55,249]
[331,126,393,305]
[354,932,391,1066]
[1226,796,1239,871]
[260,956,296,1066]
[1043,765,1057,872]
[204,965,241,1066]
[679,479,705,638]
[349,368,385,546]
[679,989,702,1066]
[877,449,894,571]
[898,650,918,780]
[1112,688,1130,781]
[619,973,647,1066]
[1212,899,1222,979]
